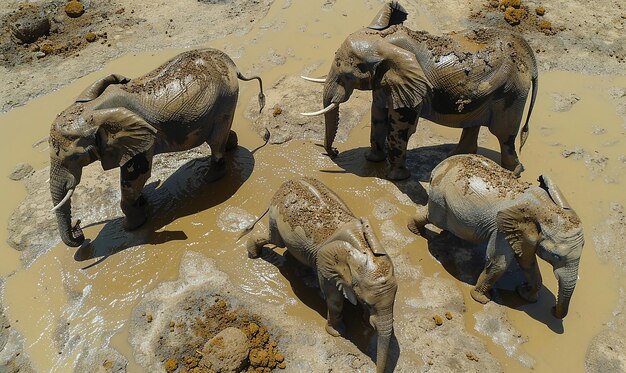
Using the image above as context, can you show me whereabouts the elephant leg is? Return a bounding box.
[321,277,344,337]
[246,232,269,259]
[225,130,238,151]
[366,90,389,162]
[488,103,526,175]
[247,217,284,258]
[120,151,153,230]
[449,126,480,156]
[515,256,543,302]
[204,111,236,182]
[407,205,429,235]
[471,232,513,304]
[386,107,419,180]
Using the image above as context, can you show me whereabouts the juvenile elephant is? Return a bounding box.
[302,2,537,180]
[244,177,397,373]
[409,154,584,319]
[49,48,265,247]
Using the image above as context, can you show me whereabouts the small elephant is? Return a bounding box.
[49,48,265,247]
[409,154,584,319]
[302,2,537,180]
[244,177,397,373]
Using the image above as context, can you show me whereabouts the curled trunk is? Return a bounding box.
[50,159,84,247]
[553,259,579,319]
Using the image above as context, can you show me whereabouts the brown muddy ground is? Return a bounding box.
[0,0,625,372]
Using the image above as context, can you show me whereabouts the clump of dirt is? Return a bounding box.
[156,297,285,373]
[0,1,135,67]
[474,0,558,35]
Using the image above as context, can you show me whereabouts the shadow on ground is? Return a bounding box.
[74,146,255,267]
[420,226,564,333]
[325,143,502,205]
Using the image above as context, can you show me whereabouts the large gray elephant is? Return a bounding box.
[244,177,397,373]
[408,154,584,319]
[49,48,265,247]
[302,2,538,180]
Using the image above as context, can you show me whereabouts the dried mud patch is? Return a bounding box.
[244,75,370,144]
[0,0,137,67]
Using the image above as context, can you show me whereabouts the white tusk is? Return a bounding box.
[51,189,74,212]
[300,75,326,83]
[300,103,336,116]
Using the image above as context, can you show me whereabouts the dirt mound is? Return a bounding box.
[0,1,137,67]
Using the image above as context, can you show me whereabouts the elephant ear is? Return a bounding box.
[367,2,408,30]
[317,242,358,305]
[376,43,432,109]
[496,201,541,260]
[360,217,386,255]
[90,108,157,170]
[76,74,130,103]
[538,175,571,210]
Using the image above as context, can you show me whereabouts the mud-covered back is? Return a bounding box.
[271,177,355,244]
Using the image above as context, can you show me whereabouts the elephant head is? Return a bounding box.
[496,175,584,319]
[317,218,397,373]
[301,2,430,157]
[49,92,156,246]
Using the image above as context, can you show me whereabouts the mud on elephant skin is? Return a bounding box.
[243,177,398,373]
[410,154,584,320]
[48,48,265,247]
[74,145,255,265]
[302,2,537,180]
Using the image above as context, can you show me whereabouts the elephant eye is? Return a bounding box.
[551,253,562,261]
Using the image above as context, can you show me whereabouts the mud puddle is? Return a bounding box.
[0,1,625,372]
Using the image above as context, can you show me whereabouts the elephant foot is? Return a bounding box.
[407,217,427,236]
[122,196,148,231]
[325,322,342,337]
[512,163,525,177]
[387,167,411,181]
[246,235,266,259]
[516,283,539,303]
[365,149,386,162]
[226,130,238,151]
[470,288,492,304]
[204,158,226,182]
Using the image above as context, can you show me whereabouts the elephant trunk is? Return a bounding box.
[553,258,580,319]
[50,159,84,247]
[373,306,394,373]
[322,82,341,158]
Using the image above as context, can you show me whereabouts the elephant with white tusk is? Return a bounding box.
[301,2,538,180]
[408,154,584,319]
[243,177,397,373]
[49,48,265,247]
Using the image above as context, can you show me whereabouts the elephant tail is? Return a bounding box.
[519,68,538,153]
[237,71,266,113]
[236,208,269,242]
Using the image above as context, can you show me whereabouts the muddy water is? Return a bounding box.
[0,1,624,372]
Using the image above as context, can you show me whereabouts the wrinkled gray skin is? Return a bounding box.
[49,48,265,247]
[313,2,537,180]
[245,177,397,373]
[409,154,584,319]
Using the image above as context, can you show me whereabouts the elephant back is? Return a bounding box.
[432,154,532,200]
[120,49,238,123]
[271,178,355,245]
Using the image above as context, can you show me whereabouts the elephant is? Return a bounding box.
[243,177,397,373]
[408,154,584,319]
[301,2,538,180]
[49,48,265,247]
